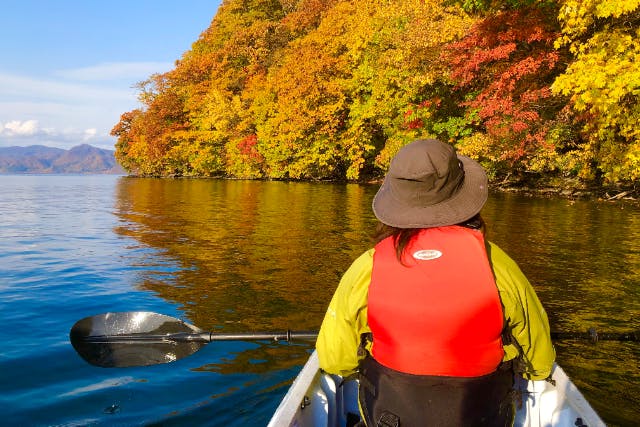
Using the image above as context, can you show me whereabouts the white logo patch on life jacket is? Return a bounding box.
[412,249,442,261]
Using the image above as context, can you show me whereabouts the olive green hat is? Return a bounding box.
[372,139,488,228]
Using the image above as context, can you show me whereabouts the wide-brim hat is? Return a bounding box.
[372,139,488,228]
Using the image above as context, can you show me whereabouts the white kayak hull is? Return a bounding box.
[268,351,605,427]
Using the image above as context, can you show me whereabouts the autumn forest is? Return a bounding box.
[112,0,640,188]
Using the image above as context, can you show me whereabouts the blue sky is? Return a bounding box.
[0,0,222,150]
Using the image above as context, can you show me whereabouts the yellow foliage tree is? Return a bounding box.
[552,0,640,182]
[344,1,475,176]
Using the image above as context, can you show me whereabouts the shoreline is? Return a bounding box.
[491,185,639,206]
[490,179,638,205]
[120,173,639,205]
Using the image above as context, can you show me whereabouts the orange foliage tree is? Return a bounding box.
[112,73,190,176]
[112,0,639,187]
[112,0,475,180]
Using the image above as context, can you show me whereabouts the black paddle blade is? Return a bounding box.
[70,312,208,368]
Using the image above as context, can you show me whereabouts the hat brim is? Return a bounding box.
[372,155,488,228]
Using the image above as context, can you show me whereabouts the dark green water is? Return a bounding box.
[1,176,638,425]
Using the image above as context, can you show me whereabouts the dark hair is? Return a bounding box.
[373,214,486,262]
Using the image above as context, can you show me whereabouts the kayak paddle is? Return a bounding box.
[70,311,638,368]
[70,312,317,368]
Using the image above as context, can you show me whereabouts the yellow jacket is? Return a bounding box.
[316,241,555,380]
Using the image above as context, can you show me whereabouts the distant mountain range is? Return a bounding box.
[0,144,125,174]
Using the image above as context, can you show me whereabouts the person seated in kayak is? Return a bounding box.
[316,139,555,426]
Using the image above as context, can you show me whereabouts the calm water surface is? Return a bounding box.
[0,175,638,426]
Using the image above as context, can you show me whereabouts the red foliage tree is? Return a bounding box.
[444,6,568,164]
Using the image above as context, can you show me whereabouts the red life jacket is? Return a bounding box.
[368,226,504,377]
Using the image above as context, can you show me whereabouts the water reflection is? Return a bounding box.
[114,178,377,332]
[483,192,640,426]
[113,178,639,424]
[483,192,640,332]
[193,343,312,375]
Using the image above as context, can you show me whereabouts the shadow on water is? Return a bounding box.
[113,178,639,425]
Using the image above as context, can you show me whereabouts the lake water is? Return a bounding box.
[0,175,638,426]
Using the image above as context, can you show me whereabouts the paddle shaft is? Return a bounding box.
[551,329,639,342]
[82,330,319,344]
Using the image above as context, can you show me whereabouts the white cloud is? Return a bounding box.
[0,67,150,150]
[0,118,115,150]
[2,119,39,136]
[0,61,177,150]
[55,61,174,81]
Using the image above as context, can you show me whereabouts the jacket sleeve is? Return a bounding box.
[488,242,556,380]
[316,249,374,377]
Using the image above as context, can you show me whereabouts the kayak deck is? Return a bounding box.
[268,351,605,427]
